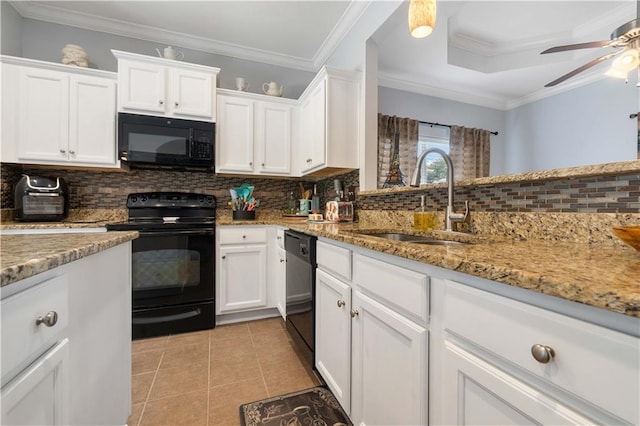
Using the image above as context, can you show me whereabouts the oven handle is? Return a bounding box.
[132,308,202,324]
[138,229,214,237]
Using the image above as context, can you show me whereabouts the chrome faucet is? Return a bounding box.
[410,148,470,232]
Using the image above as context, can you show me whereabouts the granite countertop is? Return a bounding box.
[0,231,138,287]
[221,217,640,318]
[2,212,638,318]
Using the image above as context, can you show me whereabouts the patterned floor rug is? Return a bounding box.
[239,386,352,426]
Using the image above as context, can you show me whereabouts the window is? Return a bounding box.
[416,124,450,184]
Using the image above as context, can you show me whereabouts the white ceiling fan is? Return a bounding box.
[541,0,640,87]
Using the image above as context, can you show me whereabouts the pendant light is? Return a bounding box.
[408,0,437,38]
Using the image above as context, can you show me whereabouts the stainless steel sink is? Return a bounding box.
[356,232,470,246]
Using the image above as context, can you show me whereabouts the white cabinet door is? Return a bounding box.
[315,269,352,415]
[68,75,116,165]
[442,340,595,425]
[170,68,214,119]
[300,78,326,173]
[216,95,254,173]
[118,59,166,113]
[1,338,69,426]
[17,67,69,162]
[351,291,428,426]
[256,101,292,175]
[218,245,268,313]
[275,246,287,319]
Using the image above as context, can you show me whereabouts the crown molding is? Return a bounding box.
[312,1,372,69]
[10,0,366,72]
[377,71,509,110]
[378,66,614,112]
[505,68,608,109]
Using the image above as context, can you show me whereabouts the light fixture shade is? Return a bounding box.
[611,48,639,73]
[409,0,436,39]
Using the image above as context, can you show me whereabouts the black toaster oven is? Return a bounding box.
[14,174,69,221]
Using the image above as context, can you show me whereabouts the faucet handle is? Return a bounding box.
[449,200,470,223]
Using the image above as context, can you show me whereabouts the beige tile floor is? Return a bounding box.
[128,317,322,426]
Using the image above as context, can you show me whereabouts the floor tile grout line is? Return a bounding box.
[136,350,164,426]
[248,322,272,397]
[206,333,211,426]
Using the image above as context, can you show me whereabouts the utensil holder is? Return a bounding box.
[233,210,255,221]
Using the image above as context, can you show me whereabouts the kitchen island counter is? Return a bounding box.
[0,231,138,287]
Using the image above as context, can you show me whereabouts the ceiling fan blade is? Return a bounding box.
[544,52,620,87]
[541,40,613,54]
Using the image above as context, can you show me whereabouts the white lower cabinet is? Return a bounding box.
[316,269,352,412]
[441,339,593,425]
[316,238,639,426]
[438,280,640,425]
[1,242,131,426]
[268,227,287,319]
[315,240,429,425]
[351,290,428,426]
[1,339,70,426]
[217,226,268,314]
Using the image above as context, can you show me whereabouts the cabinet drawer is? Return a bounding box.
[353,254,429,325]
[1,274,69,385]
[317,240,351,282]
[218,226,267,244]
[444,281,640,424]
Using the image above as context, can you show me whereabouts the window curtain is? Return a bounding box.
[377,114,419,188]
[449,126,491,180]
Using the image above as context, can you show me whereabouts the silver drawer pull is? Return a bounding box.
[35,311,58,327]
[531,344,555,364]
[350,309,359,318]
[337,300,345,308]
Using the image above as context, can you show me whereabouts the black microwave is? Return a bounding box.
[118,113,215,170]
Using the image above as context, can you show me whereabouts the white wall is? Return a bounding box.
[379,75,638,176]
[17,18,316,99]
[504,76,638,173]
[378,86,508,175]
[1,2,23,56]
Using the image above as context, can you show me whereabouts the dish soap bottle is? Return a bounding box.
[414,195,425,230]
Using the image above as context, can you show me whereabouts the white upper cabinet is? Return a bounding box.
[297,67,360,176]
[216,90,293,176]
[112,50,219,121]
[1,56,117,168]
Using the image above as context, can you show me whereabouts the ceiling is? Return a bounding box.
[11,0,637,110]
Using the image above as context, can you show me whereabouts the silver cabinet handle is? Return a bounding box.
[350,309,359,318]
[69,150,75,155]
[221,255,226,260]
[531,344,555,364]
[159,100,164,105]
[279,259,285,263]
[59,149,66,154]
[35,311,58,327]
[249,162,253,166]
[174,102,179,107]
[277,236,282,240]
[242,235,247,239]
[261,163,265,167]
[337,300,345,308]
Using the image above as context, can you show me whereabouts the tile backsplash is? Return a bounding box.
[2,163,638,216]
[0,163,359,212]
[357,173,640,213]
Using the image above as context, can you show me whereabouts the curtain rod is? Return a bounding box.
[419,120,499,136]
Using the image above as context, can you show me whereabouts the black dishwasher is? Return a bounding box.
[285,230,317,367]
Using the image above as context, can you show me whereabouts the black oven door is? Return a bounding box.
[131,230,214,309]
